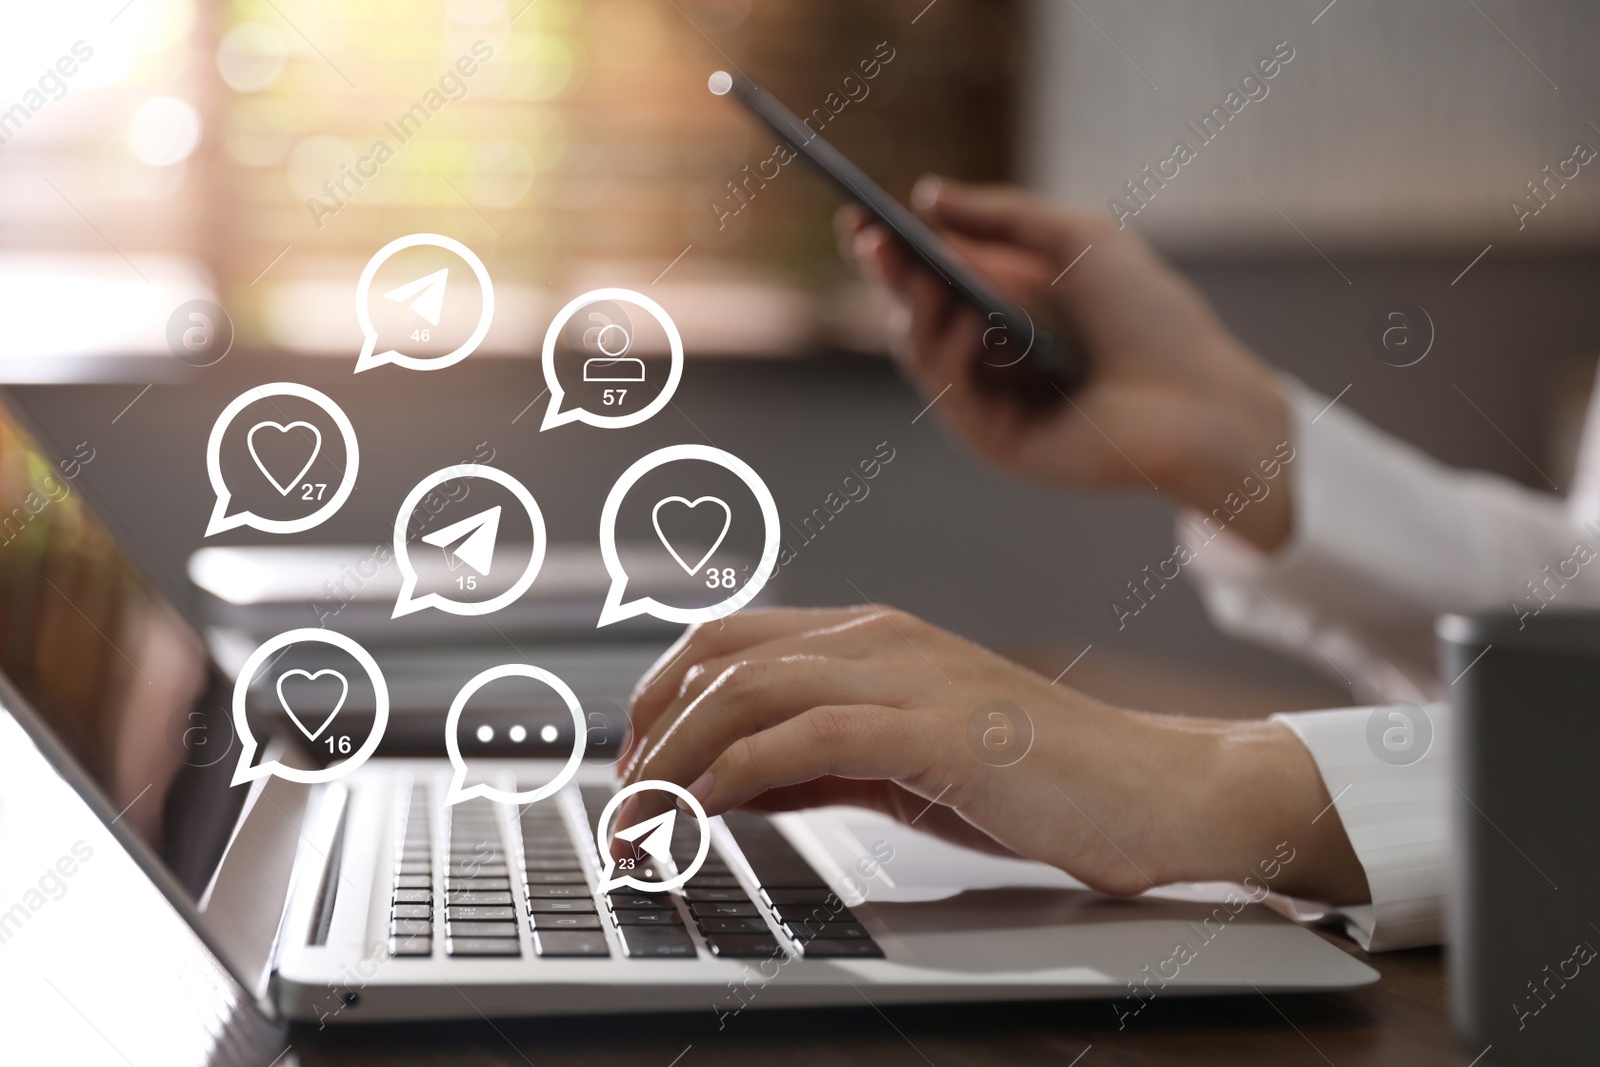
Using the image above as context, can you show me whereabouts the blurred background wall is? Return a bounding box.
[5,0,1598,703]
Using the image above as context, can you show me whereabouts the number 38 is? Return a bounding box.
[705,567,736,589]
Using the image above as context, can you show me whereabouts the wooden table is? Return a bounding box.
[275,940,1466,1067]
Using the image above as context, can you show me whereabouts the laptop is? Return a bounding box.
[0,388,1376,1023]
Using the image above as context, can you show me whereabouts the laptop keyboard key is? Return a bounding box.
[534,930,611,957]
[528,897,598,914]
[448,864,509,877]
[705,934,783,958]
[388,937,432,957]
[698,916,770,934]
[612,908,685,926]
[390,919,432,936]
[448,891,513,906]
[447,937,522,957]
[391,904,431,920]
[446,921,519,938]
[395,875,432,889]
[683,888,747,902]
[525,872,588,885]
[800,938,885,958]
[690,903,761,921]
[447,906,515,921]
[789,921,870,940]
[773,902,856,924]
[525,860,584,872]
[606,893,673,909]
[530,913,603,931]
[523,883,587,898]
[447,877,511,891]
[762,889,843,906]
[617,925,697,958]
[393,889,432,904]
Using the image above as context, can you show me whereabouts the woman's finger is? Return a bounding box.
[854,224,916,297]
[634,656,896,791]
[626,607,877,762]
[697,703,942,814]
[914,176,1101,260]
[624,617,928,783]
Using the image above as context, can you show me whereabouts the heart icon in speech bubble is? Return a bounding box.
[275,668,349,742]
[248,420,322,497]
[651,495,731,576]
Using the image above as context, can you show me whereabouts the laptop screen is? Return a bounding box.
[0,393,244,898]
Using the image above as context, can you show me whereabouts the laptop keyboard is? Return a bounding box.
[387,784,435,957]
[444,799,522,957]
[386,777,885,962]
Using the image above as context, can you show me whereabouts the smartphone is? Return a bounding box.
[712,69,1085,393]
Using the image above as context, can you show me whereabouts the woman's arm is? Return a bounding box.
[847,177,1600,697]
[619,607,1371,906]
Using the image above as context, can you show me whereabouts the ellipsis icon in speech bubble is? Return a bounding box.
[540,287,683,430]
[443,664,587,806]
[354,233,494,373]
[598,444,779,627]
[231,628,388,787]
[392,463,547,618]
[594,779,710,895]
[205,382,360,537]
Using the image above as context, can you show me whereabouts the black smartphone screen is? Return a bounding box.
[713,69,1085,393]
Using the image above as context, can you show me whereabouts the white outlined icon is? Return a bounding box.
[384,267,448,326]
[598,444,779,627]
[392,464,546,618]
[444,664,587,806]
[595,779,711,895]
[206,382,359,536]
[652,495,730,575]
[580,308,646,382]
[355,234,494,373]
[231,628,388,787]
[248,420,321,496]
[422,505,501,575]
[276,668,347,742]
[540,288,683,430]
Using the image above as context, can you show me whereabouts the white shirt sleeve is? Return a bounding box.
[1183,377,1600,701]
[1272,703,1449,951]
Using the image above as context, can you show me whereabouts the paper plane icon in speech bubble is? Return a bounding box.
[383,267,449,327]
[613,808,676,865]
[421,505,501,576]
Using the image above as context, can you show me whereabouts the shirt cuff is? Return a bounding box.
[1270,704,1449,951]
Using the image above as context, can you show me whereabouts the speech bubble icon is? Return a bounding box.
[540,287,684,430]
[231,628,389,787]
[205,382,360,537]
[354,233,494,373]
[594,779,710,895]
[598,443,779,627]
[391,463,547,618]
[444,664,587,806]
